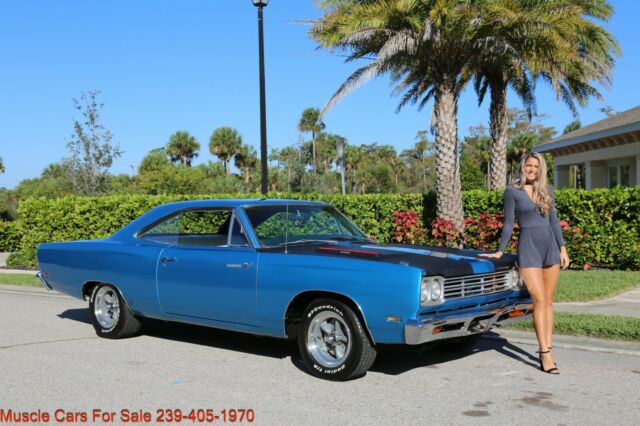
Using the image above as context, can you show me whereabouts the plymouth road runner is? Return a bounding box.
[37,199,532,381]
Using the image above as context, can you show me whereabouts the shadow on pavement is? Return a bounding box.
[369,332,539,376]
[142,319,298,361]
[55,309,540,377]
[58,308,91,324]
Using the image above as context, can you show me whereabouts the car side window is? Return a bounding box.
[140,209,244,247]
[229,215,250,247]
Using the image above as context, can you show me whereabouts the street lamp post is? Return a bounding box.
[252,0,269,195]
[336,136,346,195]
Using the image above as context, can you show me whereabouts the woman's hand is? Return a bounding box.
[479,251,504,259]
[560,246,570,269]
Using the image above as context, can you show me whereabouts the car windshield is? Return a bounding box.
[243,205,369,247]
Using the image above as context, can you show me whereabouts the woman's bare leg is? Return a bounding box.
[520,267,557,372]
[542,265,560,350]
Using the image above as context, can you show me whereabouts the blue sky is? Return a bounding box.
[1,0,639,189]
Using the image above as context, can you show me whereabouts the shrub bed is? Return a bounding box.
[6,187,639,270]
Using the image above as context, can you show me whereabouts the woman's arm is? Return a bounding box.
[548,187,565,248]
[497,187,516,253]
[548,186,570,268]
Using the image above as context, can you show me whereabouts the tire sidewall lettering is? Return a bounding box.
[306,304,344,320]
[304,302,353,377]
[90,285,119,334]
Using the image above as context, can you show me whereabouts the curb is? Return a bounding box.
[0,268,38,275]
[485,328,640,357]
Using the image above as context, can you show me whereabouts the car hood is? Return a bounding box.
[261,242,516,277]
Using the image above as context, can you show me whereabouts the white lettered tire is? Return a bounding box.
[89,284,141,339]
[298,299,376,381]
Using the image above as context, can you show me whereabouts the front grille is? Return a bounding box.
[444,271,510,299]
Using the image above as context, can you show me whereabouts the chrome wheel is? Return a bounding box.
[94,286,120,329]
[306,311,352,368]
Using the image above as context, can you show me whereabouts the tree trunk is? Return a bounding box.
[312,131,317,170]
[434,84,464,233]
[489,80,508,190]
[225,160,230,176]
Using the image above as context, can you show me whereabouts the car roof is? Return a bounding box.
[162,199,329,209]
[109,199,331,241]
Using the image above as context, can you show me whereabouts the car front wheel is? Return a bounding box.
[298,299,376,381]
[89,284,141,339]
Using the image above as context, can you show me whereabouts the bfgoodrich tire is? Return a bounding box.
[89,284,141,339]
[298,299,376,381]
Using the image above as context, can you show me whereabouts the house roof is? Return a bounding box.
[534,105,640,153]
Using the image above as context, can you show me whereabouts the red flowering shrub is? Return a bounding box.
[428,218,461,248]
[391,210,425,245]
[462,213,518,252]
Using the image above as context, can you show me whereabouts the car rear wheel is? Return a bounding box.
[298,299,376,381]
[89,284,141,339]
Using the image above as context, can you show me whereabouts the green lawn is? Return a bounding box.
[1,269,639,300]
[0,273,40,287]
[507,312,640,342]
[555,270,640,302]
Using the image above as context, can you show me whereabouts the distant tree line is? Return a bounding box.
[0,90,616,225]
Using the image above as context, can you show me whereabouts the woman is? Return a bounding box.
[480,152,569,374]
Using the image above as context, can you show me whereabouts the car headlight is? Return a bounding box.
[421,276,445,306]
[506,269,524,289]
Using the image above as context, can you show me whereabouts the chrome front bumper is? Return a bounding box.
[404,300,533,345]
[36,271,53,291]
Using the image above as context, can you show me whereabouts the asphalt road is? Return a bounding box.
[1,286,639,426]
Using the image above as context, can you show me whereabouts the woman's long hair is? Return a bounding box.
[514,152,552,215]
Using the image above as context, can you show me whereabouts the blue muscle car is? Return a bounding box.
[37,199,532,381]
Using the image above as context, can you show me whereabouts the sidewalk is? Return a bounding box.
[554,288,640,318]
[0,268,36,274]
[0,252,37,275]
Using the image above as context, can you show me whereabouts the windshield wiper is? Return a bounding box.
[278,239,337,246]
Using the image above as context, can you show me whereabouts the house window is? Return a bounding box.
[608,166,618,188]
[608,163,632,188]
[621,164,630,187]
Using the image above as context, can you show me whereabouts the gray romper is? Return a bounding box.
[498,185,565,268]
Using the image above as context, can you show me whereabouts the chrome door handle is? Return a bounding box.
[226,262,252,269]
[160,257,176,263]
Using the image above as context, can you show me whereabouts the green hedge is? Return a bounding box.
[6,187,640,270]
[6,193,422,268]
[0,220,20,252]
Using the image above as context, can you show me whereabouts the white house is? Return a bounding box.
[533,105,640,189]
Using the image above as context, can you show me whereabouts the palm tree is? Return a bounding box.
[234,144,258,186]
[472,0,619,190]
[0,157,4,174]
[343,145,369,193]
[312,0,503,231]
[298,108,326,170]
[209,127,243,176]
[374,144,400,186]
[166,131,200,167]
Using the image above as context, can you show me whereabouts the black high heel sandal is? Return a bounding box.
[537,349,560,374]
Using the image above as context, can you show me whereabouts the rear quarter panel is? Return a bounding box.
[37,239,164,315]
[257,252,423,344]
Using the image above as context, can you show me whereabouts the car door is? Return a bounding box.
[148,208,258,326]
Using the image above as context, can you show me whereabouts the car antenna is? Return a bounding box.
[285,200,289,255]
